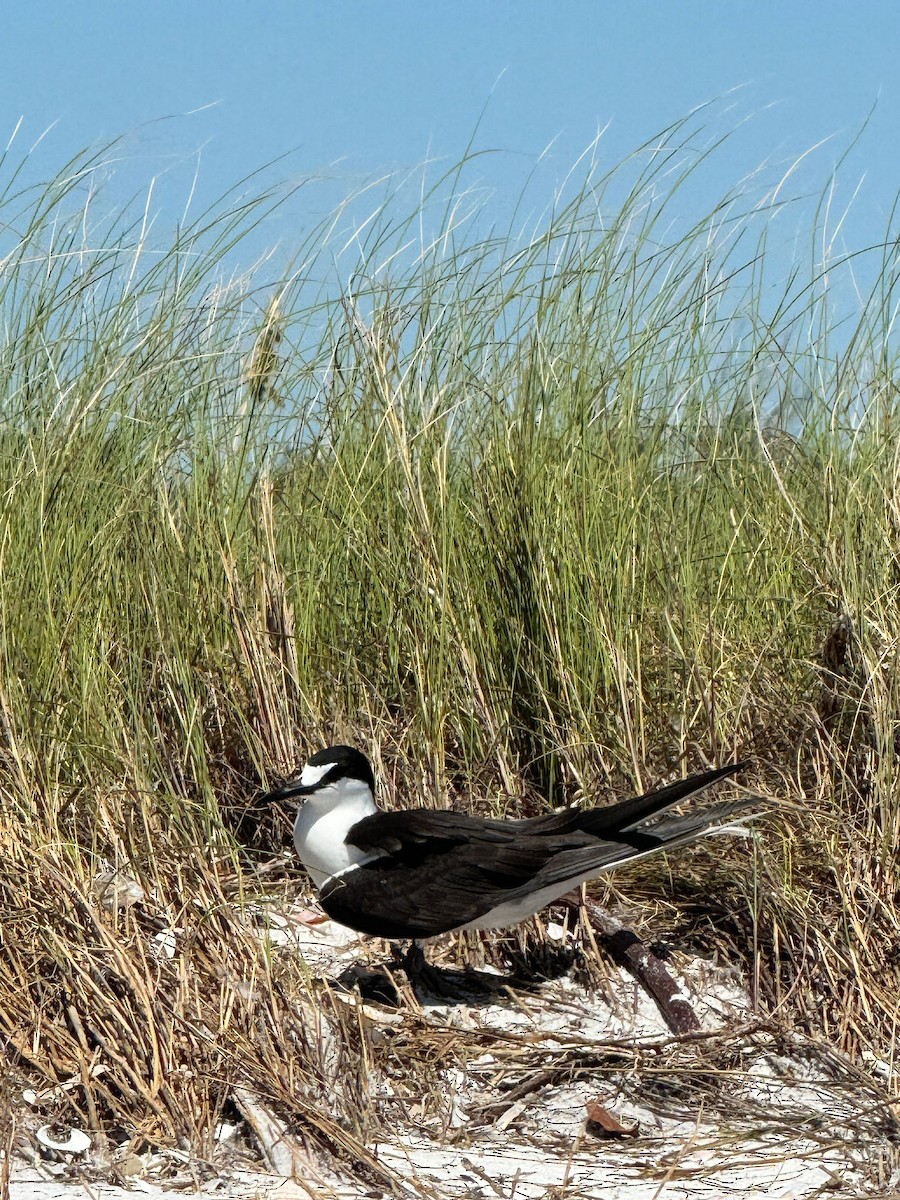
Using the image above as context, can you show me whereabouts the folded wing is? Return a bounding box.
[318,764,759,940]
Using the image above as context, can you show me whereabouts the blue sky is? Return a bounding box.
[3,3,899,280]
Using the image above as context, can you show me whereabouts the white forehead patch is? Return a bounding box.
[300,761,334,787]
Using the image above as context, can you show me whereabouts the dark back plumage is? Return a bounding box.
[317,760,759,940]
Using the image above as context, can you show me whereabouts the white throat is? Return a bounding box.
[292,777,378,888]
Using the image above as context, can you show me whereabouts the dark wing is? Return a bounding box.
[511,762,747,838]
[318,855,509,940]
[319,767,760,941]
[344,808,510,855]
[321,808,601,939]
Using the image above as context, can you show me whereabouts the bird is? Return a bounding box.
[265,745,759,986]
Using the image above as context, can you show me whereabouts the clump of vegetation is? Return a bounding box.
[0,113,898,1180]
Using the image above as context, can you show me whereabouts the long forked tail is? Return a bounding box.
[574,761,750,841]
[629,793,763,855]
[505,772,766,911]
[565,790,765,893]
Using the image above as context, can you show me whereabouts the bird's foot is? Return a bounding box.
[392,942,506,1000]
[392,941,453,997]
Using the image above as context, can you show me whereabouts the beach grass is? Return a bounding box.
[0,113,899,1182]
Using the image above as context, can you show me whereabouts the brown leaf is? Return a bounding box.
[585,1100,638,1138]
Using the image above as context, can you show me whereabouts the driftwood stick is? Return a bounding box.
[232,1085,321,1179]
[559,896,701,1035]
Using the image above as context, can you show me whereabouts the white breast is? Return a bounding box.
[292,778,379,889]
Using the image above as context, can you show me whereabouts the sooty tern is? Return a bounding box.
[266,746,757,978]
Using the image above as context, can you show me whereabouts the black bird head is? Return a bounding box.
[263,744,376,805]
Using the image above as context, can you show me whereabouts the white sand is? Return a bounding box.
[9,906,896,1199]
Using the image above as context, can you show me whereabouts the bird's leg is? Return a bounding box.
[401,940,427,976]
[395,939,433,982]
[392,940,459,997]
